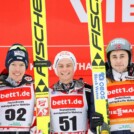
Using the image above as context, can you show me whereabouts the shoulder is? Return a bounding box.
[22,74,33,84]
[106,69,114,81]
[129,63,134,76]
[84,83,91,93]
[0,74,8,80]
[0,74,9,87]
[23,74,33,81]
[84,82,92,89]
[50,81,62,91]
[75,78,92,92]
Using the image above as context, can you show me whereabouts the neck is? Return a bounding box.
[112,69,128,81]
[60,79,73,84]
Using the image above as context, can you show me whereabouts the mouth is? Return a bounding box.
[61,72,70,76]
[116,65,123,67]
[13,73,21,76]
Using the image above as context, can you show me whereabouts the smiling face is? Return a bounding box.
[110,50,129,73]
[56,58,75,84]
[8,61,26,82]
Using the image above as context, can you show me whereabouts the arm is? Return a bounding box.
[85,84,103,133]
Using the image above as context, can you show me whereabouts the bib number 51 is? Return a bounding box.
[59,116,77,131]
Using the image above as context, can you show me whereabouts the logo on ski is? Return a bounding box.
[35,79,49,93]
[92,53,105,66]
[37,97,49,116]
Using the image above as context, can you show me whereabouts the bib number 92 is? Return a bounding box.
[59,116,77,131]
[5,108,26,121]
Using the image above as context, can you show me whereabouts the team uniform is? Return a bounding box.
[0,43,35,134]
[49,79,95,134]
[107,69,134,134]
[106,38,134,134]
[0,74,35,134]
[51,50,104,134]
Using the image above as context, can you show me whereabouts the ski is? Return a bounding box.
[86,0,110,133]
[30,0,50,133]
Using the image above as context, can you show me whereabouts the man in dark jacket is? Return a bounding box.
[0,44,35,134]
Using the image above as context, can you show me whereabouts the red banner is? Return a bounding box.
[0,0,134,86]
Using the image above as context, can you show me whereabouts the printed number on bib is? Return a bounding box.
[5,108,26,121]
[59,116,77,131]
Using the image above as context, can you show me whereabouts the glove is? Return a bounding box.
[90,112,104,129]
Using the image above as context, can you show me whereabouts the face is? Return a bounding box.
[56,58,75,84]
[110,50,129,73]
[8,61,26,82]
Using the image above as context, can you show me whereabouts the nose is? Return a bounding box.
[116,57,122,63]
[62,66,67,71]
[14,65,20,71]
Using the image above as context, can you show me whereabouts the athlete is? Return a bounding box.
[49,51,104,134]
[106,38,134,134]
[0,44,35,134]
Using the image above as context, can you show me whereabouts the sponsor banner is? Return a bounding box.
[0,1,134,86]
[108,84,134,98]
[109,105,134,119]
[0,87,31,102]
[51,96,84,109]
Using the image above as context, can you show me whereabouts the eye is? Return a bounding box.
[111,56,117,59]
[10,63,15,66]
[58,65,63,68]
[20,64,25,67]
[66,64,71,68]
[120,55,125,58]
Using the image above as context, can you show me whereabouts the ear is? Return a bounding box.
[105,62,110,71]
[128,63,134,76]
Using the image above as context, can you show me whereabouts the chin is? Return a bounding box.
[14,77,22,81]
